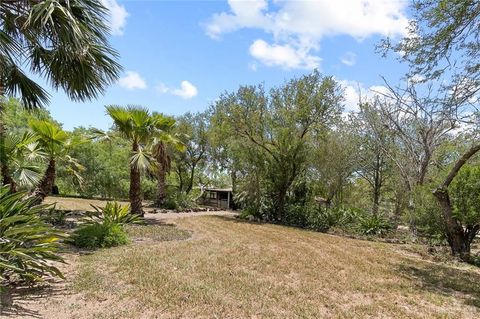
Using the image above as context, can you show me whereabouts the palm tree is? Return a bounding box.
[0,0,122,189]
[28,119,83,204]
[3,131,45,192]
[106,106,160,216]
[150,114,183,207]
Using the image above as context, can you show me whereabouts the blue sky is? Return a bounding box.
[45,0,411,130]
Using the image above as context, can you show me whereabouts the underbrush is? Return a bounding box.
[70,202,143,249]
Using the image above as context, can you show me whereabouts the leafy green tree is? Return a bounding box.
[433,144,480,261]
[212,71,343,221]
[171,112,209,195]
[59,127,130,199]
[0,0,121,190]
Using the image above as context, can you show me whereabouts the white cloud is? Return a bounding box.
[118,71,147,90]
[340,52,357,66]
[249,39,320,70]
[339,80,390,112]
[157,81,198,99]
[206,0,409,69]
[101,0,129,36]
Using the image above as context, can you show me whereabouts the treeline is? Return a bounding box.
[4,66,479,261]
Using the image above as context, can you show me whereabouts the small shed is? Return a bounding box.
[201,187,233,209]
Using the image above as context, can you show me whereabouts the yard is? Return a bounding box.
[2,212,480,318]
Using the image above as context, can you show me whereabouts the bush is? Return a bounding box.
[307,206,355,232]
[355,213,393,236]
[162,191,198,210]
[0,186,65,286]
[86,202,143,225]
[71,202,141,249]
[40,206,67,226]
[71,222,128,249]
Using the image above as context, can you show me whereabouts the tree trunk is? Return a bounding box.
[130,142,144,216]
[30,158,56,205]
[432,142,480,262]
[433,188,471,261]
[154,163,167,207]
[185,163,196,194]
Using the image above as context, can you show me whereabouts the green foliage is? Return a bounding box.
[0,186,65,286]
[163,191,198,210]
[411,187,446,242]
[71,202,141,249]
[451,165,480,227]
[71,223,128,249]
[355,213,393,236]
[308,206,357,232]
[86,202,144,226]
[212,71,343,222]
[0,0,121,108]
[40,206,67,226]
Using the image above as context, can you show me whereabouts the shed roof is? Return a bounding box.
[204,187,233,192]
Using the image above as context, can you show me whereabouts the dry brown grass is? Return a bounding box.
[4,216,480,318]
[44,196,133,211]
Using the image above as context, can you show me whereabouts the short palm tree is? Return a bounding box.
[0,0,122,189]
[151,114,185,207]
[28,119,83,204]
[3,131,45,193]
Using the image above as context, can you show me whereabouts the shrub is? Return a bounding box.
[162,192,198,210]
[0,186,65,287]
[71,223,128,249]
[71,202,140,249]
[355,213,393,236]
[40,206,67,226]
[86,202,144,225]
[307,206,355,232]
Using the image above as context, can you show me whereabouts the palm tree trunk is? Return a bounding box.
[130,142,144,216]
[30,158,56,205]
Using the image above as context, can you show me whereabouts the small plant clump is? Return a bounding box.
[70,202,142,249]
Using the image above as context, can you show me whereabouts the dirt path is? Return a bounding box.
[43,196,238,222]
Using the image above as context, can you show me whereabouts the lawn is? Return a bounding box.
[2,215,480,318]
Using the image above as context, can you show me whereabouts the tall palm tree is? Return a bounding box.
[28,119,83,204]
[106,106,160,216]
[0,0,122,189]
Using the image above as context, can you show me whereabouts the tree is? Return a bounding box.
[28,119,83,204]
[172,113,209,195]
[150,113,182,207]
[433,143,480,261]
[106,106,172,216]
[352,101,393,216]
[382,0,480,104]
[0,0,122,190]
[212,71,342,221]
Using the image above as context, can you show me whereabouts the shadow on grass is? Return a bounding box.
[0,283,64,318]
[398,262,480,308]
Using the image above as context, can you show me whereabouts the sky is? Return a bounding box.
[44,0,412,130]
